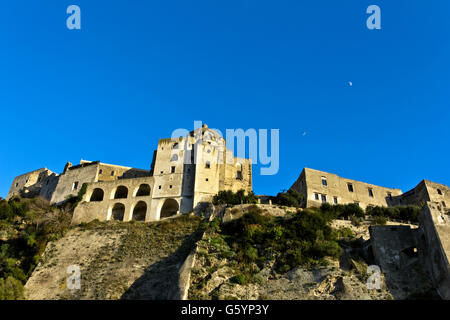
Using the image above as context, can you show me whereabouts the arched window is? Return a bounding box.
[132,201,147,221]
[90,188,104,202]
[114,186,128,199]
[136,184,151,197]
[171,154,178,162]
[236,163,243,180]
[111,203,125,221]
[160,199,179,219]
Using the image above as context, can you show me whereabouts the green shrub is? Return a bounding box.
[351,215,361,227]
[336,227,355,239]
[372,216,387,225]
[212,189,258,206]
[366,205,420,223]
[273,189,304,207]
[233,274,247,285]
[65,183,88,209]
[0,198,72,287]
[221,207,343,274]
[0,276,25,300]
[320,203,365,219]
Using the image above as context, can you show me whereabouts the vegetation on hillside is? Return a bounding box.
[192,205,353,290]
[212,189,258,206]
[320,203,421,225]
[0,197,73,300]
[273,189,304,207]
[365,205,421,223]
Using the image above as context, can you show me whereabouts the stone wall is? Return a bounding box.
[291,168,403,210]
[369,225,420,271]
[6,168,55,200]
[50,162,100,205]
[72,176,156,224]
[418,202,450,299]
[8,124,253,225]
[390,180,449,209]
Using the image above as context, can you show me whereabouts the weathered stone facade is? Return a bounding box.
[418,202,450,299]
[369,202,450,299]
[291,168,403,210]
[391,179,450,210]
[7,168,57,201]
[290,167,450,211]
[7,160,150,205]
[73,124,252,224]
[8,124,253,224]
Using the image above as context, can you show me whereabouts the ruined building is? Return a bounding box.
[6,124,252,223]
[291,167,449,210]
[291,168,450,299]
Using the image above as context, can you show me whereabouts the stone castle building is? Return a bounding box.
[6,124,252,223]
[291,167,449,210]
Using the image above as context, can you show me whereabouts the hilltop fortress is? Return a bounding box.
[6,124,252,223]
[6,124,450,299]
[6,124,449,223]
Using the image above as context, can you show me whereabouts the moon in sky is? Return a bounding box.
[349,81,353,86]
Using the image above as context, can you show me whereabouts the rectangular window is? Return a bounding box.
[368,188,374,197]
[333,197,338,204]
[322,177,327,186]
[73,181,79,190]
[314,193,319,200]
[321,194,327,203]
[99,169,103,174]
[171,166,175,173]
[347,183,354,192]
[111,171,115,176]
[205,162,210,169]
[158,185,161,189]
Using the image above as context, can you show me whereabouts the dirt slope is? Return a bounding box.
[25,216,201,300]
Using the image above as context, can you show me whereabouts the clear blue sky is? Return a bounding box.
[1,1,449,198]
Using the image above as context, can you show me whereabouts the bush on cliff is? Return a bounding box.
[320,202,365,219]
[221,206,343,275]
[366,205,420,222]
[0,197,72,299]
[212,189,258,206]
[273,189,304,207]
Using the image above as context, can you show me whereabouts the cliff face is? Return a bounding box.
[23,203,443,300]
[25,216,201,300]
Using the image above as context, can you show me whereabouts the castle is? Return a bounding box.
[290,167,449,211]
[6,124,252,223]
[7,126,450,299]
[6,125,450,223]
